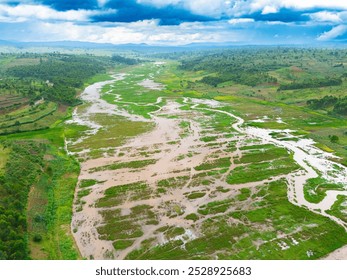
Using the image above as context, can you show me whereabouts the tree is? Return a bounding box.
[329,135,339,143]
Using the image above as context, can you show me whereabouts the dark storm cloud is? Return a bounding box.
[96,0,214,25]
[0,0,346,44]
[245,8,312,23]
[38,0,98,11]
[30,0,213,25]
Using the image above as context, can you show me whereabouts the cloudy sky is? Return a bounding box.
[0,0,346,45]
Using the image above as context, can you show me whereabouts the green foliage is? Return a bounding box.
[329,135,339,143]
[195,157,230,171]
[180,49,282,86]
[111,55,141,65]
[98,205,157,241]
[227,158,300,184]
[333,97,347,115]
[304,177,344,203]
[90,159,157,173]
[33,234,42,243]
[236,147,289,164]
[185,213,199,221]
[236,188,251,201]
[279,77,342,90]
[307,96,347,116]
[326,195,347,223]
[126,180,347,260]
[0,141,46,259]
[157,176,190,189]
[96,182,151,208]
[187,192,206,200]
[79,179,99,188]
[113,239,135,250]
[5,55,108,105]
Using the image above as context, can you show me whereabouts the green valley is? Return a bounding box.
[1,47,347,260]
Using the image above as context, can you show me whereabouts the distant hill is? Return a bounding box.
[0,39,345,53]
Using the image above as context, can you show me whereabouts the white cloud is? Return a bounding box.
[184,0,232,17]
[261,6,278,14]
[137,0,181,8]
[225,1,347,18]
[1,1,346,45]
[228,18,254,24]
[137,0,347,22]
[237,0,347,13]
[97,0,110,6]
[317,25,347,41]
[280,0,347,10]
[24,20,245,45]
[0,4,115,22]
[137,0,233,17]
[309,11,345,23]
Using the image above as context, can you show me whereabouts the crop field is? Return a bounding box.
[0,53,112,259]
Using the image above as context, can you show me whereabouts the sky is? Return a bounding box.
[0,0,346,45]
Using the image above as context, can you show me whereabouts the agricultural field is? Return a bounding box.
[1,48,347,260]
[0,53,125,259]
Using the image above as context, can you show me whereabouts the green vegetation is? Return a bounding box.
[111,55,141,65]
[304,177,345,203]
[6,54,108,105]
[2,48,347,261]
[157,176,190,190]
[227,158,300,184]
[326,195,347,223]
[195,157,230,171]
[79,179,103,188]
[0,53,137,259]
[67,115,154,155]
[98,205,157,241]
[126,180,347,260]
[96,182,152,208]
[187,192,206,200]
[27,147,79,259]
[0,141,46,259]
[90,159,157,172]
[235,146,289,164]
[0,141,79,259]
[279,77,342,91]
[307,96,347,115]
[113,240,135,250]
[185,213,199,221]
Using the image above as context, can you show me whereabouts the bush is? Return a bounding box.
[33,234,42,243]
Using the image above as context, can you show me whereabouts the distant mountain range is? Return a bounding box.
[0,39,344,52]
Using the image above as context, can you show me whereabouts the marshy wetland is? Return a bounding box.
[68,59,347,260]
[1,49,347,260]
